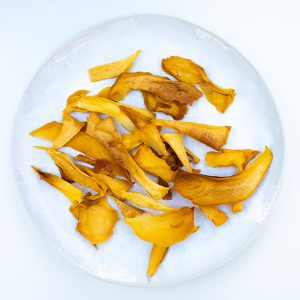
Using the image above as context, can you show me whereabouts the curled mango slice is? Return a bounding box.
[86,115,169,200]
[199,206,228,226]
[153,119,231,151]
[32,166,83,202]
[133,145,175,182]
[89,50,141,82]
[120,105,154,128]
[162,133,192,172]
[147,245,168,277]
[174,146,273,206]
[206,148,259,213]
[162,56,235,113]
[73,197,119,245]
[143,91,188,120]
[64,90,89,113]
[53,113,85,149]
[109,72,202,104]
[124,207,198,247]
[122,124,168,155]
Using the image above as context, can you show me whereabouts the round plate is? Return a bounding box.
[12,15,284,286]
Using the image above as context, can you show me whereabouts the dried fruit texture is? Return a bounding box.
[206,148,259,214]
[30,121,128,179]
[89,50,141,82]
[112,196,144,218]
[53,113,85,149]
[185,147,200,164]
[32,166,83,202]
[120,105,154,128]
[122,124,168,155]
[143,92,188,120]
[161,145,183,171]
[162,56,235,113]
[86,115,170,200]
[64,90,89,113]
[162,133,192,172]
[133,145,175,182]
[153,119,231,151]
[147,245,168,277]
[174,146,273,206]
[199,206,228,226]
[40,148,106,195]
[125,207,198,247]
[75,197,119,245]
[109,72,202,104]
[96,87,111,98]
[157,178,172,200]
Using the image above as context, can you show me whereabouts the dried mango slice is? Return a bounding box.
[174,146,272,206]
[32,166,83,202]
[64,90,90,113]
[124,207,198,247]
[74,154,97,166]
[39,148,106,194]
[30,121,128,179]
[75,197,119,245]
[133,145,174,182]
[206,148,259,213]
[119,105,154,128]
[157,178,172,200]
[109,72,202,104]
[96,86,111,98]
[122,124,168,155]
[185,147,200,164]
[162,56,235,113]
[147,245,168,277]
[153,119,231,151]
[143,92,188,120]
[162,133,192,172]
[199,206,228,226]
[112,196,144,217]
[53,113,85,149]
[89,50,141,82]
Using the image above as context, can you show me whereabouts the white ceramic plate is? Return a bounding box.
[12,15,284,286]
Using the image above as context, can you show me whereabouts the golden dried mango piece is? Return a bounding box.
[153,119,231,151]
[147,245,168,277]
[86,116,169,200]
[39,148,106,194]
[120,105,154,128]
[96,86,111,98]
[199,206,228,226]
[143,92,188,120]
[206,148,259,214]
[32,166,83,202]
[157,178,172,200]
[174,146,272,206]
[74,154,97,166]
[64,90,90,113]
[133,145,175,182]
[122,124,168,155]
[185,147,200,164]
[30,121,61,141]
[109,72,202,104]
[89,50,141,82]
[124,207,198,247]
[162,56,235,113]
[76,197,119,245]
[112,196,144,218]
[53,113,85,149]
[162,133,192,172]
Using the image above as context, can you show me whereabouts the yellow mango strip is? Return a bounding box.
[64,90,90,113]
[109,72,202,104]
[125,207,198,247]
[89,50,141,82]
[53,113,85,149]
[147,245,169,277]
[122,124,168,155]
[162,56,235,113]
[199,206,228,226]
[185,147,200,164]
[153,119,231,151]
[143,92,188,120]
[174,146,273,206]
[162,133,192,173]
[32,166,83,203]
[96,86,111,98]
[133,145,175,182]
[86,116,169,200]
[30,121,128,179]
[119,105,154,128]
[206,148,259,213]
[75,197,119,245]
[38,148,106,195]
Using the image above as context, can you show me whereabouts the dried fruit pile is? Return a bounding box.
[30,51,273,277]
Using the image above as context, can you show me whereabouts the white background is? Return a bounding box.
[0,0,299,299]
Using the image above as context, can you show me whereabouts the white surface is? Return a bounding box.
[1,0,299,298]
[12,15,283,286]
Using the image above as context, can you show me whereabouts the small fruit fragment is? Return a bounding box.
[147,245,169,277]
